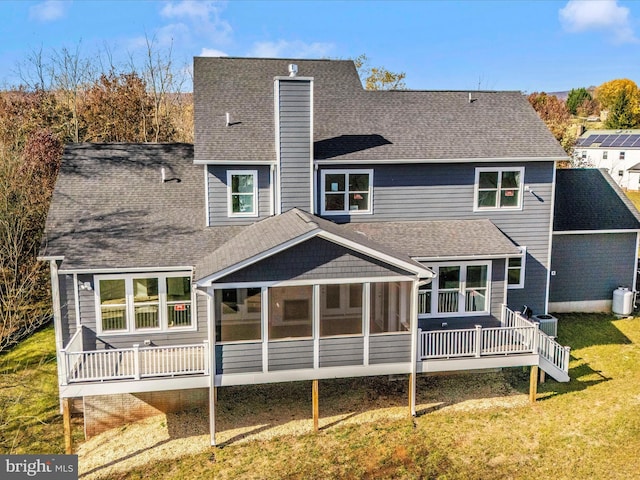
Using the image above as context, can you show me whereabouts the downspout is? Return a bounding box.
[544,162,558,314]
[49,260,65,411]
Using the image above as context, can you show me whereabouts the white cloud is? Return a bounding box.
[248,40,334,59]
[29,0,68,22]
[559,0,638,44]
[200,48,228,57]
[160,1,232,45]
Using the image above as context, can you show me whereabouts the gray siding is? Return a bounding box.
[207,165,271,226]
[278,79,312,212]
[79,274,207,350]
[318,162,554,313]
[268,339,314,371]
[319,336,364,367]
[491,258,506,316]
[550,232,638,302]
[369,333,412,364]
[215,342,262,374]
[216,236,410,283]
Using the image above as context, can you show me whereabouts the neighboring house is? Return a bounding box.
[42,57,616,449]
[550,168,640,312]
[575,129,640,190]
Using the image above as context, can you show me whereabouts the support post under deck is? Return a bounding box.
[529,366,539,404]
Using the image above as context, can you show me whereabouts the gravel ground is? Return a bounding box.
[77,372,528,479]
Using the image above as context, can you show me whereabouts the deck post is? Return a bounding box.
[133,344,141,380]
[63,398,73,454]
[539,369,546,384]
[474,325,482,358]
[529,365,538,403]
[312,379,319,431]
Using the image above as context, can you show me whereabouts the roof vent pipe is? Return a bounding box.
[161,167,166,183]
[288,63,298,77]
[225,112,230,126]
[469,92,472,103]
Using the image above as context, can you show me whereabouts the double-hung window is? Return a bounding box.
[507,247,526,289]
[96,274,194,334]
[321,169,373,215]
[474,167,524,210]
[227,170,258,217]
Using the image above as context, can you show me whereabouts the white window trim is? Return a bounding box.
[419,261,492,318]
[320,169,373,216]
[473,167,525,212]
[507,246,526,290]
[227,170,258,218]
[95,273,196,335]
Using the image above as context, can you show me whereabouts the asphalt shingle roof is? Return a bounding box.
[41,143,243,272]
[194,57,566,163]
[195,208,432,281]
[554,169,640,231]
[344,219,521,259]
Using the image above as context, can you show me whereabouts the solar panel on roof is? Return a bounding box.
[594,134,607,143]
[577,135,595,146]
[631,136,640,147]
[601,135,616,147]
[622,135,637,147]
[612,135,630,147]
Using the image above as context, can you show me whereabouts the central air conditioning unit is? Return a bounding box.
[532,314,558,338]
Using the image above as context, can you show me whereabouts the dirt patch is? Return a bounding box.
[77,372,528,479]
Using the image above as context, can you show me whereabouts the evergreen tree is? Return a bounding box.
[566,87,592,115]
[605,89,638,129]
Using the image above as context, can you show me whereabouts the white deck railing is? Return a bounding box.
[501,304,571,374]
[419,306,570,377]
[60,342,209,384]
[419,324,536,360]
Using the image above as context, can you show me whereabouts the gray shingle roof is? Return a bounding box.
[194,57,567,163]
[344,219,521,259]
[195,208,432,282]
[554,169,640,231]
[41,143,243,271]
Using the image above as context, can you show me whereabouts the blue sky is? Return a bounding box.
[0,0,639,92]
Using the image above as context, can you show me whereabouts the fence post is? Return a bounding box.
[203,340,210,375]
[475,325,482,357]
[133,344,141,380]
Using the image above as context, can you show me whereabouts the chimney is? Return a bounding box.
[274,68,313,213]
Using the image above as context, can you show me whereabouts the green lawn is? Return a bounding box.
[626,190,640,211]
[3,315,640,479]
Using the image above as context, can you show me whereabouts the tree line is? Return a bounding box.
[0,41,193,351]
[527,78,640,159]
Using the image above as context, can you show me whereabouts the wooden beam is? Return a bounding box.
[63,398,73,454]
[529,366,539,404]
[312,379,319,431]
[539,369,546,384]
